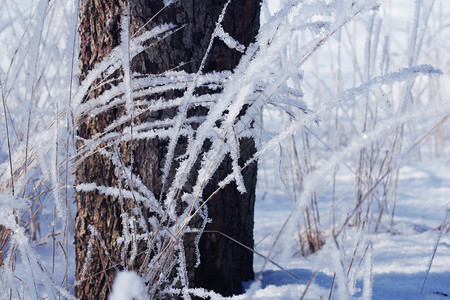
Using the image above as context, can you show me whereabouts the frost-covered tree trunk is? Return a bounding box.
[75,0,260,298]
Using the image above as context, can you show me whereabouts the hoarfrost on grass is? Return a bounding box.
[0,0,448,298]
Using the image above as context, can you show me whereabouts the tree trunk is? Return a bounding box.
[75,0,260,298]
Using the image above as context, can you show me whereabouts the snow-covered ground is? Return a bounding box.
[231,1,449,298]
[235,157,449,299]
[0,0,448,299]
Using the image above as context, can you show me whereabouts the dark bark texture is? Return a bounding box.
[76,0,260,298]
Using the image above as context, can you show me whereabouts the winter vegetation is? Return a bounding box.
[0,0,448,299]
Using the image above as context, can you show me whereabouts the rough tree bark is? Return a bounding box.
[75,0,260,298]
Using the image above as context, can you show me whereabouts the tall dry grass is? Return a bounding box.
[0,0,447,299]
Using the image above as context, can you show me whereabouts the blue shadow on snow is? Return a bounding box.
[249,269,450,299]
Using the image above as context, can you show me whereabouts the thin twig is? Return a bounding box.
[204,230,300,280]
[421,209,449,293]
[0,78,14,195]
[299,271,317,300]
[328,273,336,300]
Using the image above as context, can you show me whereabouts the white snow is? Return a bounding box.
[109,271,147,300]
[0,0,448,299]
[243,158,450,299]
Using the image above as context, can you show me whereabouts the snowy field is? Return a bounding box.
[235,1,450,299]
[0,0,448,299]
[237,157,449,299]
